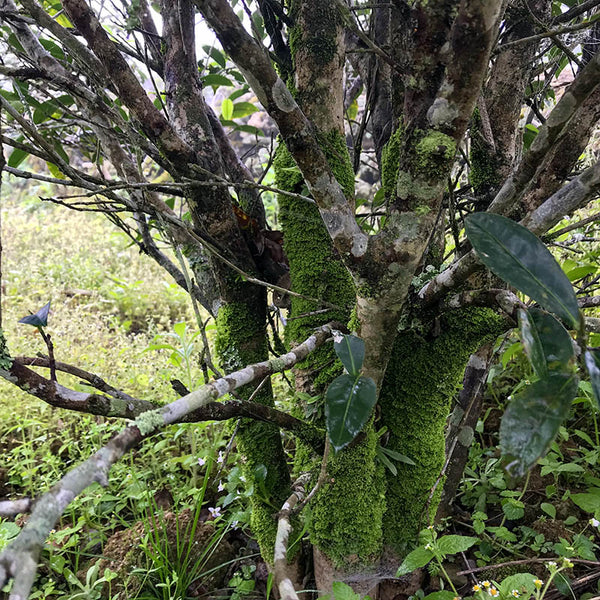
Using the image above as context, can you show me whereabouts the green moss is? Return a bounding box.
[379,307,506,552]
[275,130,385,566]
[381,126,402,201]
[310,424,385,567]
[470,108,501,195]
[415,130,456,180]
[216,298,291,559]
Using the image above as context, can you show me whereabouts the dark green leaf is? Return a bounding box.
[202,73,233,88]
[465,213,580,327]
[396,546,434,576]
[519,308,574,378]
[8,147,28,169]
[436,535,478,556]
[18,301,51,328]
[500,374,577,476]
[584,349,600,410]
[325,374,376,452]
[333,334,365,377]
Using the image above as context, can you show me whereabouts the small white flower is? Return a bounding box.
[218,481,225,492]
[198,457,206,467]
[217,451,224,464]
[511,590,520,598]
[546,561,557,570]
[590,518,600,528]
[231,520,239,528]
[208,506,222,518]
[240,475,246,483]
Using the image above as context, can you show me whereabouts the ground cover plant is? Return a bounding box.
[1,0,600,598]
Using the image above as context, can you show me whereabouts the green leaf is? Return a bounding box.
[232,101,259,119]
[331,581,362,600]
[500,374,578,476]
[221,98,234,120]
[502,498,525,520]
[202,73,233,88]
[333,334,365,377]
[325,374,376,452]
[571,490,600,513]
[396,546,434,576]
[436,535,478,556]
[519,308,574,378]
[423,592,458,600]
[498,573,538,598]
[18,301,51,328]
[584,350,600,411]
[8,147,28,169]
[541,502,556,518]
[465,213,580,327]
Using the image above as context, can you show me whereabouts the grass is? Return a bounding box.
[0,180,248,599]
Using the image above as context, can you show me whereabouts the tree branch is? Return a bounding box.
[0,323,336,598]
[195,0,368,262]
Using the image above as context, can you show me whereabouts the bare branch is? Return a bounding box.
[0,499,32,519]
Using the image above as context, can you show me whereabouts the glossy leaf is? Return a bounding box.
[519,308,574,378]
[325,373,376,452]
[500,374,577,476]
[584,349,600,411]
[396,545,434,576]
[333,334,365,377]
[571,489,600,513]
[331,582,362,600]
[498,573,538,599]
[465,213,580,327]
[8,147,28,169]
[202,73,233,88]
[18,301,51,328]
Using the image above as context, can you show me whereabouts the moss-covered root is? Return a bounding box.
[215,297,291,559]
[310,425,385,568]
[378,308,506,552]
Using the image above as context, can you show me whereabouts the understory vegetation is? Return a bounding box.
[3,186,600,599]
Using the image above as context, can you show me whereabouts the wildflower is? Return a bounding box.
[217,451,224,464]
[482,581,491,589]
[218,481,225,492]
[489,588,499,597]
[424,543,433,550]
[562,558,574,568]
[427,525,434,530]
[533,579,543,589]
[590,518,600,528]
[511,591,520,598]
[546,561,557,570]
[472,584,482,592]
[453,597,460,600]
[208,506,222,518]
[198,457,206,467]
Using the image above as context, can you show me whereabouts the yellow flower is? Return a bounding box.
[473,584,482,592]
[511,591,520,598]
[534,579,543,589]
[482,581,491,588]
[489,587,499,597]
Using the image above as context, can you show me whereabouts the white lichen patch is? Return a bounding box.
[272,78,297,113]
[427,97,459,128]
[135,410,165,435]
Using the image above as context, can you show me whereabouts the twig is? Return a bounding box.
[292,433,330,515]
[273,473,312,600]
[457,558,600,576]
